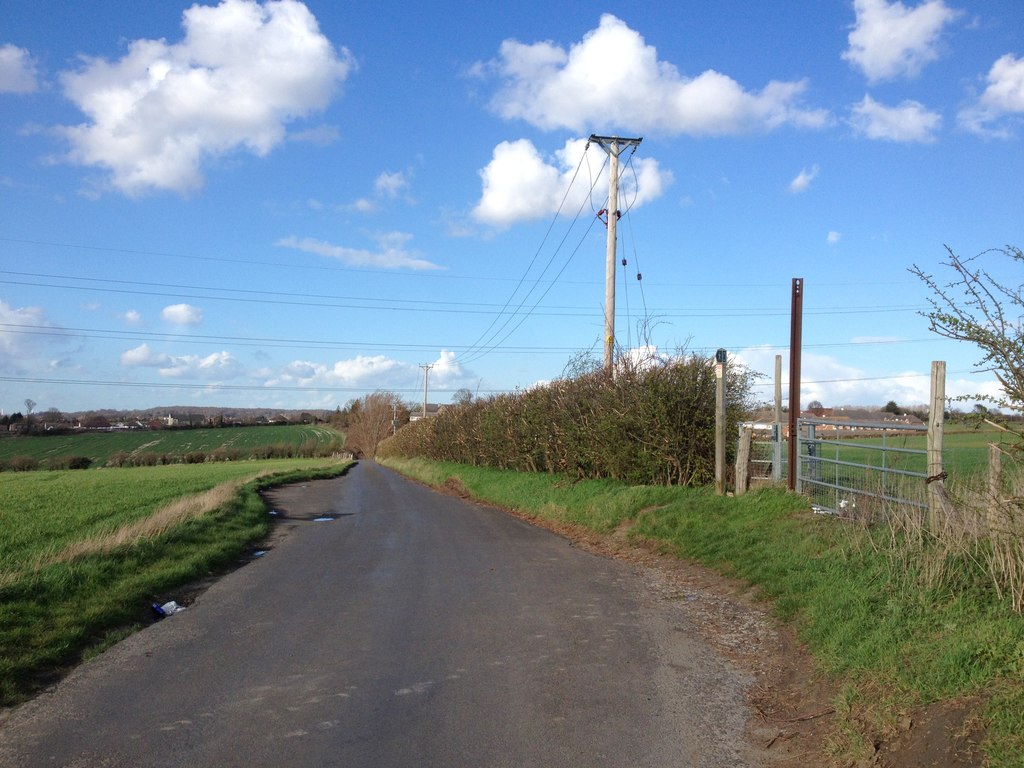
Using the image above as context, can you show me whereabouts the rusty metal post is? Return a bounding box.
[787,278,803,490]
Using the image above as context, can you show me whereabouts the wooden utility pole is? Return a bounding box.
[590,135,642,377]
[419,363,433,419]
[787,278,804,490]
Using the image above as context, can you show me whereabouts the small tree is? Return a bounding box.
[346,391,407,458]
[911,246,1023,427]
[451,388,474,405]
[883,400,902,415]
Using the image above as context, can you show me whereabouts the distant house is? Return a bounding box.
[409,404,446,422]
[801,407,924,433]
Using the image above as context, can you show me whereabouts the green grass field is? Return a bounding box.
[0,424,342,468]
[0,457,352,705]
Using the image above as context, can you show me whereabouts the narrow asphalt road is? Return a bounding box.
[0,462,761,767]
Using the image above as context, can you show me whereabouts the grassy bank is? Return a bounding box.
[0,458,351,706]
[382,456,1024,766]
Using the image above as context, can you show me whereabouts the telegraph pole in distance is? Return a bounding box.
[419,364,433,419]
[590,134,642,378]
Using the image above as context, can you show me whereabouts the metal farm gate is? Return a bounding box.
[795,417,929,516]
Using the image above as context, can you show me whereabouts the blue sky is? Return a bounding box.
[1,0,1022,415]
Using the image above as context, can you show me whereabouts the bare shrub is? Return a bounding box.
[8,456,39,472]
[107,451,131,468]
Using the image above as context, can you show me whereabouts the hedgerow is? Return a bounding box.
[379,353,758,486]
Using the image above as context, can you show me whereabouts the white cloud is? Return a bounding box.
[0,44,39,94]
[161,350,242,379]
[789,164,819,193]
[162,303,203,325]
[849,94,941,142]
[269,349,474,392]
[827,231,842,244]
[122,309,142,324]
[735,345,1003,410]
[120,343,242,379]
[0,300,49,372]
[472,137,671,228]
[480,14,829,136]
[276,232,442,270]
[842,0,960,82]
[56,0,353,195]
[375,170,410,199]
[288,123,341,146]
[120,343,171,367]
[958,54,1024,137]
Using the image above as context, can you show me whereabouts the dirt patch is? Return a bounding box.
[870,698,986,768]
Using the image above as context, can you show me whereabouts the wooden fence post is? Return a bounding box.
[927,361,946,530]
[988,442,1002,532]
[736,425,752,496]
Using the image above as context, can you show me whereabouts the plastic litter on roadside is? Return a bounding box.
[151,601,187,619]
[312,516,334,522]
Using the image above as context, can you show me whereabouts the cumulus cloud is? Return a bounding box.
[842,0,959,82]
[56,0,353,195]
[958,54,1024,137]
[120,343,171,367]
[789,164,819,193]
[269,349,474,392]
[0,300,49,372]
[849,94,941,142]
[161,350,242,379]
[827,231,842,245]
[122,309,142,324]
[479,14,828,136]
[0,44,39,93]
[375,170,411,199]
[276,231,442,270]
[120,343,242,379]
[162,303,203,325]
[472,137,671,228]
[736,344,1003,411]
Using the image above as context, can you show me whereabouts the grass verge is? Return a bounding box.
[382,456,1024,767]
[0,458,352,706]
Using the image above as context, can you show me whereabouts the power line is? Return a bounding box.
[0,322,578,354]
[0,237,923,289]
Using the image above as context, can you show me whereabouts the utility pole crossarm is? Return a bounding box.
[589,135,643,378]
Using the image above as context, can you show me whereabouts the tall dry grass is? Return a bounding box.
[35,471,273,568]
[875,448,1024,612]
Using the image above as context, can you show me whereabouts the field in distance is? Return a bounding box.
[0,424,344,469]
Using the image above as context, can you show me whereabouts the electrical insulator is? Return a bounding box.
[621,258,627,266]
[636,273,642,281]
